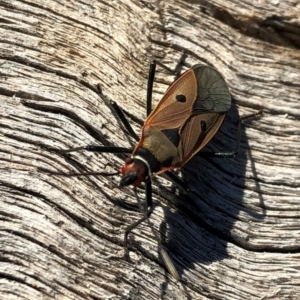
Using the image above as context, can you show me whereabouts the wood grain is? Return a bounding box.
[0,0,299,299]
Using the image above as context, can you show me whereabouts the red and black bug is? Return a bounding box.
[60,61,255,280]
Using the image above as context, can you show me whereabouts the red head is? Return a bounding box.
[120,157,149,187]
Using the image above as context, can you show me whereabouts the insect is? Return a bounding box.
[59,61,253,280]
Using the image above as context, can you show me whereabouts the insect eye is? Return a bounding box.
[175,94,186,103]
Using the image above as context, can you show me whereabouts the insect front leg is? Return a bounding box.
[124,181,180,280]
[124,181,153,249]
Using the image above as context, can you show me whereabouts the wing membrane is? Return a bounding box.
[192,65,231,113]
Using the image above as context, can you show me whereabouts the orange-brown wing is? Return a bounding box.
[177,112,226,167]
[145,69,198,130]
[135,65,231,170]
[145,65,231,131]
[176,65,231,165]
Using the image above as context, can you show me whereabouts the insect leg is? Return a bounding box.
[146,60,156,116]
[164,171,190,194]
[197,111,262,158]
[109,60,156,139]
[37,168,119,177]
[159,245,180,281]
[110,101,139,141]
[147,220,180,280]
[38,146,132,176]
[124,181,180,280]
[124,181,153,248]
[59,145,132,154]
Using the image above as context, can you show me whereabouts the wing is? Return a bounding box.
[134,65,231,171]
[177,112,226,167]
[145,68,198,130]
[145,65,231,130]
[192,64,231,113]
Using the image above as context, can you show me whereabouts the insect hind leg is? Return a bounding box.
[196,110,263,158]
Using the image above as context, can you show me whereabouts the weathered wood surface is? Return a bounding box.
[0,0,300,299]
